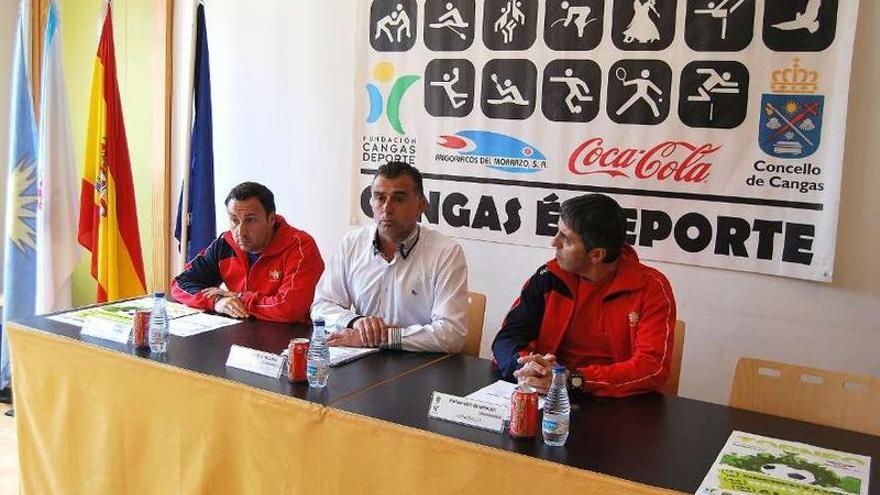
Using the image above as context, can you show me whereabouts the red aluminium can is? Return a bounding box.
[509,385,539,438]
[132,310,151,348]
[288,338,310,382]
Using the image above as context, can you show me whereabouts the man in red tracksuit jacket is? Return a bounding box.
[171,182,324,323]
[492,193,676,398]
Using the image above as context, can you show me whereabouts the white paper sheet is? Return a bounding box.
[465,380,545,417]
[169,313,239,337]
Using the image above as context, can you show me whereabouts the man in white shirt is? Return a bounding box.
[311,162,469,353]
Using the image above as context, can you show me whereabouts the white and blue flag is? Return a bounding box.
[35,0,79,314]
[2,3,39,389]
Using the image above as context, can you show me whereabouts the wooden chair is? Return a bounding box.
[462,292,486,358]
[729,357,880,436]
[660,320,686,396]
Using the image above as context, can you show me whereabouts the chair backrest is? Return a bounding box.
[659,320,686,396]
[729,357,880,436]
[463,292,486,358]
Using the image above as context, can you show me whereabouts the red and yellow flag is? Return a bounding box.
[77,5,146,302]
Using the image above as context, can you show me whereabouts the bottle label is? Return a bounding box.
[542,413,569,434]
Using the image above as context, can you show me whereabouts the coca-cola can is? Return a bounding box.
[509,385,539,438]
[288,338,309,382]
[132,310,151,348]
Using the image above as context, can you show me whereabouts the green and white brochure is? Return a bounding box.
[697,431,871,495]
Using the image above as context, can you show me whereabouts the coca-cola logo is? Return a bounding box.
[568,138,722,183]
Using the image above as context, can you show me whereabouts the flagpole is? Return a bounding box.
[177,0,201,270]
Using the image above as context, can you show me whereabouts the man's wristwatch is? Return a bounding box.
[567,370,584,392]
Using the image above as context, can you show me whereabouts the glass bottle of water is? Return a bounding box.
[542,365,571,446]
[306,319,330,388]
[148,292,169,354]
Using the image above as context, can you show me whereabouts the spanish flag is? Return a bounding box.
[77,5,146,302]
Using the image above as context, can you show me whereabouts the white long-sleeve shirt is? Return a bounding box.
[311,224,468,353]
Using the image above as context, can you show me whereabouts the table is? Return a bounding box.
[336,354,880,494]
[8,315,879,494]
[10,314,446,406]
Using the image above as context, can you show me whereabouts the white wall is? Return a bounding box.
[175,0,880,405]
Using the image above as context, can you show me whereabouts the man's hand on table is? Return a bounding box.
[214,295,249,319]
[328,316,399,347]
[326,327,367,347]
[513,353,557,394]
[201,287,238,300]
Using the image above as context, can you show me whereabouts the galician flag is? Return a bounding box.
[77,4,147,302]
[36,0,79,314]
[2,2,38,389]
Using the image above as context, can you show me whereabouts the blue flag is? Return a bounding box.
[175,3,216,262]
[2,9,39,389]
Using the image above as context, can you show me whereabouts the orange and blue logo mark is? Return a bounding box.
[366,62,420,135]
[437,130,547,174]
[759,58,824,159]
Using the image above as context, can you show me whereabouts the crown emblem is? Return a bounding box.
[770,58,819,95]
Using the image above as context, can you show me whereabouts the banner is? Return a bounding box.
[352,0,861,282]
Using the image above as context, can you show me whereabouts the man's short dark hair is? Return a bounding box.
[560,194,626,263]
[225,182,276,215]
[375,161,425,198]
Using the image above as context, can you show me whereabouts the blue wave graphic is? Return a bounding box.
[455,130,546,160]
[365,84,383,124]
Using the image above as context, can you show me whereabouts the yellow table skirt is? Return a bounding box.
[9,322,681,494]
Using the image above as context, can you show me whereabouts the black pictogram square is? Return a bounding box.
[544,0,605,51]
[611,0,677,51]
[370,0,419,52]
[424,0,476,51]
[542,59,602,122]
[425,59,476,117]
[762,0,838,52]
[483,0,539,51]
[606,59,671,125]
[481,59,538,120]
[678,61,749,129]
[685,0,755,52]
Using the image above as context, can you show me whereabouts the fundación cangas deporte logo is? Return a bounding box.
[366,61,420,135]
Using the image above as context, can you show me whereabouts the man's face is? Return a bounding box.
[227,197,276,253]
[551,219,593,275]
[371,174,427,242]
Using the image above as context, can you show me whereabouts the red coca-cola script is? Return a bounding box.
[568,138,722,183]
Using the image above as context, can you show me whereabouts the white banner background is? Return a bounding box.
[353,0,860,282]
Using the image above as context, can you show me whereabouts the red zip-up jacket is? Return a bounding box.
[492,245,676,397]
[171,216,324,323]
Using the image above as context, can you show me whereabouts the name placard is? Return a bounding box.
[225,345,284,379]
[427,392,506,433]
[81,316,132,344]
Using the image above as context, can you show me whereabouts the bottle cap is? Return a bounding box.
[154,291,165,298]
[313,319,325,326]
[553,365,566,373]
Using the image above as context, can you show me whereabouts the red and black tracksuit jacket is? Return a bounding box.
[171,216,324,323]
[492,244,677,397]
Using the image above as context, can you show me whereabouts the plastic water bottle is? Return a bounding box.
[148,292,169,354]
[542,365,571,446]
[306,319,330,388]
